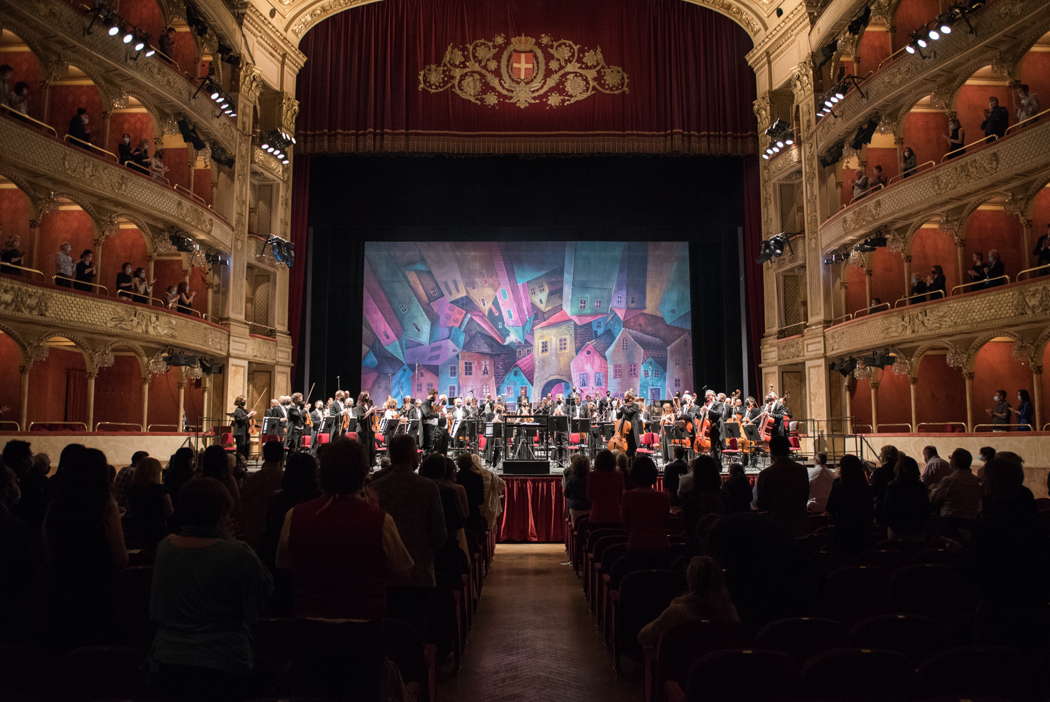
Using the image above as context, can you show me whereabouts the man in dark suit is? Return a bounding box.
[285,393,305,452]
[985,249,1006,287]
[329,391,345,438]
[265,398,286,441]
[754,435,809,535]
[704,390,725,463]
[229,396,255,461]
[421,389,439,451]
[980,96,1009,139]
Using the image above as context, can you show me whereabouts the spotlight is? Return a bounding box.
[906,44,916,54]
[762,153,770,160]
[210,89,220,100]
[940,23,951,34]
[928,29,940,40]
[122,30,134,44]
[785,138,794,145]
[834,90,845,100]
[108,23,121,37]
[133,35,146,52]
[776,140,784,148]
[917,37,927,48]
[144,47,156,58]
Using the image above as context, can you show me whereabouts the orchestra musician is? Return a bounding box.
[659,402,675,463]
[329,391,346,438]
[265,398,287,441]
[285,393,306,452]
[310,400,325,445]
[355,392,376,466]
[421,389,440,451]
[229,396,255,460]
[617,391,642,457]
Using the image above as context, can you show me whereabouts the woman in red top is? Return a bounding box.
[587,449,625,524]
[621,456,670,550]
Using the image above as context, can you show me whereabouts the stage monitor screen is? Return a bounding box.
[361,241,691,405]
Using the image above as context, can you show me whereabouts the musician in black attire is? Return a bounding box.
[355,392,376,467]
[264,398,287,440]
[617,392,642,457]
[229,396,255,461]
[329,391,346,438]
[704,391,724,463]
[421,389,440,451]
[743,397,763,466]
[769,394,790,440]
[285,393,305,452]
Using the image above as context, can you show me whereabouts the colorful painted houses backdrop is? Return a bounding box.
[362,241,692,404]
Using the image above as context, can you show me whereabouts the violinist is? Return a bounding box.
[285,392,306,452]
[329,391,346,438]
[355,392,376,467]
[310,400,324,445]
[704,390,725,463]
[229,396,255,460]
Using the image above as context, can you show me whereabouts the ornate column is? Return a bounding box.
[18,365,30,432]
[86,370,97,431]
[177,378,186,432]
[870,378,880,433]
[908,376,918,432]
[963,371,975,432]
[85,346,114,431]
[902,254,912,302]
[864,268,873,309]
[201,374,211,428]
[843,376,853,434]
[140,376,150,431]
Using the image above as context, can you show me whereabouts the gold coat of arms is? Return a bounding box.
[419,34,629,109]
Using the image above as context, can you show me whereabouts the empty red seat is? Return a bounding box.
[850,614,947,664]
[756,617,847,664]
[687,649,798,702]
[914,645,1026,701]
[802,648,912,701]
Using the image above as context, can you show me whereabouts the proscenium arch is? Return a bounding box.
[283,0,769,45]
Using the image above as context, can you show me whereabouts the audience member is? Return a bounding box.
[163,447,196,499]
[637,556,739,652]
[754,435,809,535]
[966,251,987,288]
[901,146,917,177]
[1012,389,1033,430]
[720,462,752,514]
[74,249,96,292]
[150,150,170,181]
[945,116,965,157]
[151,477,272,701]
[131,267,153,303]
[476,455,505,533]
[929,448,981,521]
[176,280,197,314]
[369,434,447,588]
[920,445,952,488]
[976,446,996,482]
[869,444,898,513]
[4,439,47,527]
[0,64,10,104]
[8,81,29,115]
[621,456,669,551]
[117,132,134,165]
[260,451,319,570]
[871,164,887,188]
[826,454,873,552]
[67,107,92,144]
[158,26,176,58]
[124,457,173,555]
[909,272,927,303]
[1013,82,1040,123]
[114,450,149,509]
[985,248,1005,286]
[199,445,241,533]
[131,139,151,173]
[807,452,834,513]
[45,447,128,650]
[240,440,285,552]
[162,283,179,309]
[662,446,689,505]
[927,264,946,297]
[0,234,24,273]
[1034,224,1050,271]
[851,169,869,200]
[679,454,723,547]
[587,449,625,524]
[115,261,135,297]
[0,462,34,642]
[420,453,470,585]
[987,389,1011,429]
[878,454,929,541]
[50,243,74,287]
[563,453,591,524]
[455,452,488,548]
[980,96,1009,139]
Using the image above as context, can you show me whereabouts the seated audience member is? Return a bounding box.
[114,450,149,509]
[826,454,873,552]
[176,281,197,314]
[67,107,92,144]
[151,478,272,701]
[5,439,47,528]
[807,452,835,513]
[74,249,97,292]
[55,242,75,286]
[563,453,592,524]
[985,249,1005,286]
[239,440,285,553]
[930,448,981,521]
[7,81,29,115]
[622,456,670,551]
[720,462,752,514]
[369,434,447,588]
[261,451,319,569]
[45,447,128,650]
[966,251,987,288]
[587,449,625,524]
[946,116,965,157]
[125,457,173,555]
[901,146,917,177]
[927,265,947,297]
[980,96,1009,139]
[117,132,134,165]
[987,389,1012,430]
[131,267,153,303]
[637,556,739,652]
[663,446,689,505]
[0,234,24,272]
[277,438,411,619]
[909,273,927,303]
[851,169,869,200]
[754,435,809,535]
[115,261,135,297]
[920,445,952,488]
[871,164,887,188]
[878,454,929,541]
[1013,82,1039,123]
[1012,389,1034,430]
[150,150,170,180]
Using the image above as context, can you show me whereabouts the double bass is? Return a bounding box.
[607,416,630,452]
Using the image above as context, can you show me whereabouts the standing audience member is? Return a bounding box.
[115,262,135,297]
[45,447,128,650]
[980,96,1009,139]
[870,444,900,511]
[637,556,739,653]
[198,445,241,534]
[260,451,319,570]
[920,446,952,488]
[131,267,153,303]
[420,454,469,587]
[455,453,488,551]
[176,281,197,314]
[67,107,92,144]
[150,150,170,181]
[985,249,1005,286]
[720,462,753,514]
[945,116,965,157]
[151,478,272,702]
[807,452,835,513]
[114,450,149,509]
[987,390,1011,430]
[124,457,173,556]
[826,454,873,552]
[131,140,151,173]
[163,447,196,500]
[872,164,887,188]
[118,133,134,165]
[55,242,75,286]
[4,439,47,528]
[7,81,29,115]
[976,446,996,482]
[621,456,669,551]
[662,446,689,505]
[1013,83,1039,123]
[851,169,869,200]
[1012,389,1034,430]
[927,265,946,297]
[966,252,987,288]
[679,455,724,542]
[0,463,34,642]
[74,249,97,292]
[587,449,625,525]
[1033,225,1050,271]
[158,27,176,59]
[754,435,809,535]
[901,146,917,177]
[239,440,285,553]
[930,448,982,523]
[0,64,10,104]
[878,455,929,541]
[909,273,927,303]
[562,454,591,525]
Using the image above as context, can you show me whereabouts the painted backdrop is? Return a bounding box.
[361,241,692,404]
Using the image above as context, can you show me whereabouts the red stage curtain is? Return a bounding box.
[498,476,566,543]
[296,0,756,155]
[288,155,310,365]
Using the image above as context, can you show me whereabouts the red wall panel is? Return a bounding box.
[892,0,943,51]
[972,341,1031,427]
[116,0,167,41]
[915,353,966,426]
[875,369,911,428]
[844,264,868,314]
[28,347,86,425]
[869,247,904,306]
[193,167,213,205]
[909,227,958,292]
[865,146,899,181]
[851,379,872,428]
[1028,186,1050,268]
[0,189,31,254]
[148,369,180,428]
[161,146,191,189]
[167,32,200,75]
[964,208,1022,281]
[35,209,96,274]
[0,333,23,425]
[902,110,948,163]
[47,83,104,141]
[856,28,892,74]
[94,355,143,427]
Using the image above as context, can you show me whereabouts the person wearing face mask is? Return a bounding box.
[115,262,135,297]
[118,133,134,166]
[67,107,92,145]
[986,389,1011,430]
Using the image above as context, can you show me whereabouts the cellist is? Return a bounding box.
[616,391,642,457]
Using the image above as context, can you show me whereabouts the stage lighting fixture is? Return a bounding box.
[204,252,230,267]
[830,357,858,377]
[163,351,198,367]
[928,28,940,40]
[917,37,927,48]
[144,47,156,58]
[940,22,952,34]
[906,44,916,54]
[762,153,770,160]
[210,89,221,100]
[169,230,199,253]
[133,34,146,52]
[266,236,295,268]
[108,22,121,37]
[122,30,134,44]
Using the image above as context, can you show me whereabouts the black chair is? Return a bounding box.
[656,619,749,700]
[802,648,912,702]
[914,646,1028,701]
[57,645,149,701]
[890,564,978,638]
[755,617,847,665]
[613,569,684,673]
[687,649,798,701]
[849,613,947,664]
[818,565,891,624]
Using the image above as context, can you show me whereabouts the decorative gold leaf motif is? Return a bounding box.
[419,34,629,109]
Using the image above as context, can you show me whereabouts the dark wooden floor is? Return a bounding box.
[437,544,642,702]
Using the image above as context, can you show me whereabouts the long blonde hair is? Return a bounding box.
[132,456,163,486]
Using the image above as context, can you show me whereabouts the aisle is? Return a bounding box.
[437,544,641,702]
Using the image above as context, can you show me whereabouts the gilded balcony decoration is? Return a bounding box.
[0,276,229,357]
[0,0,237,152]
[0,116,234,250]
[824,276,1050,357]
[812,0,1049,152]
[819,116,1050,252]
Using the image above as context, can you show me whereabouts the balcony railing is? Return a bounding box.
[0,108,233,250]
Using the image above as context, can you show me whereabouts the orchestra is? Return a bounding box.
[232,384,794,471]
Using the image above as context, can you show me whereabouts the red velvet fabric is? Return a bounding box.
[296,0,756,155]
[498,476,566,543]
